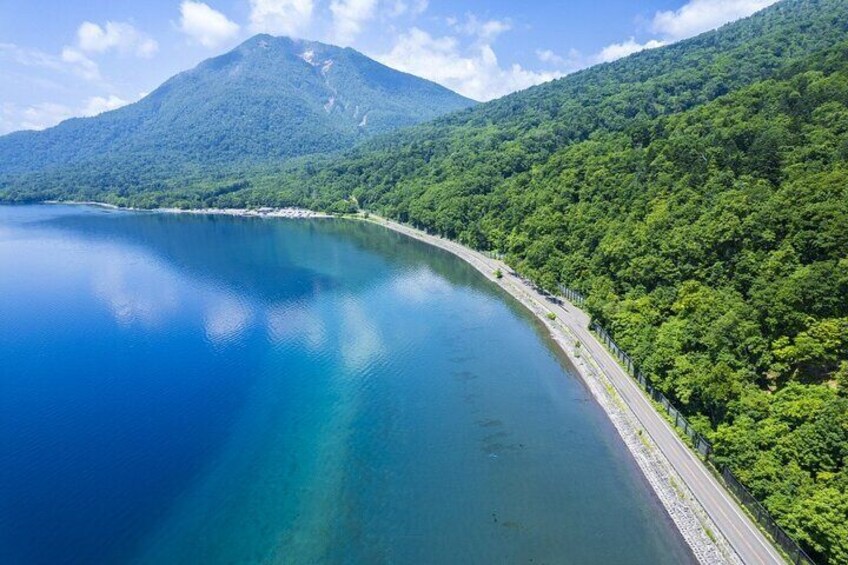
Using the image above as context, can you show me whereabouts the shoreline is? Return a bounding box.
[34,202,756,564]
[359,214,742,565]
[43,200,331,219]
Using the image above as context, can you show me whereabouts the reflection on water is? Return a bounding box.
[0,205,694,564]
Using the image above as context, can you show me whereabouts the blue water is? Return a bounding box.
[0,205,694,564]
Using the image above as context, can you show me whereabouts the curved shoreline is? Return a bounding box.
[358,214,754,565]
[39,201,764,564]
[43,201,331,219]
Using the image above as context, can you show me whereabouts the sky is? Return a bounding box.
[0,0,780,134]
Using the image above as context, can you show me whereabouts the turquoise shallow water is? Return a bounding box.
[0,205,694,564]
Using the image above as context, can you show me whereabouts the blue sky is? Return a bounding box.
[0,0,778,134]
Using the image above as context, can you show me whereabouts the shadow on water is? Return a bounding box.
[33,207,499,306]
[27,205,587,411]
[39,207,579,379]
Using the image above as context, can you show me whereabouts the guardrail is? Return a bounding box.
[557,284,586,307]
[590,321,716,459]
[586,318,816,565]
[555,285,815,565]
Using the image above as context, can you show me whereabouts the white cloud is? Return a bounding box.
[595,37,665,63]
[0,93,139,134]
[92,257,180,328]
[76,21,158,58]
[60,47,101,80]
[330,0,378,43]
[588,0,778,67]
[388,0,428,18]
[81,94,130,117]
[536,47,584,71]
[378,27,560,101]
[652,0,779,41]
[536,49,563,65]
[390,266,451,304]
[451,14,511,42]
[17,102,75,132]
[249,0,314,36]
[0,43,61,70]
[1,0,781,136]
[178,1,241,48]
[0,43,101,82]
[0,104,15,135]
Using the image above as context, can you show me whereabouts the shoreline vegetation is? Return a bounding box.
[44,201,753,564]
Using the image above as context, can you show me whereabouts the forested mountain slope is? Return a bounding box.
[0,35,473,185]
[335,39,848,563]
[501,48,848,563]
[310,26,847,564]
[2,0,848,561]
[3,1,845,205]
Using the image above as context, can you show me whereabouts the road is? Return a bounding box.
[371,215,785,565]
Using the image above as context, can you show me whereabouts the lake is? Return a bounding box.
[0,205,694,564]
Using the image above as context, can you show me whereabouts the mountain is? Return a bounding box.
[281,0,846,559]
[13,0,841,560]
[1,0,847,560]
[0,34,474,184]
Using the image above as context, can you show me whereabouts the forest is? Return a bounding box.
[279,42,848,561]
[1,0,847,561]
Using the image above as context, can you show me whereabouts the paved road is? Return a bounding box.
[548,302,784,565]
[373,216,785,565]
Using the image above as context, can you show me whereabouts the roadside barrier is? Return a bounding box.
[556,286,815,565]
[557,285,586,307]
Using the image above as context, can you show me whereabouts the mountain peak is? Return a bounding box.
[232,34,347,57]
[0,36,475,179]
